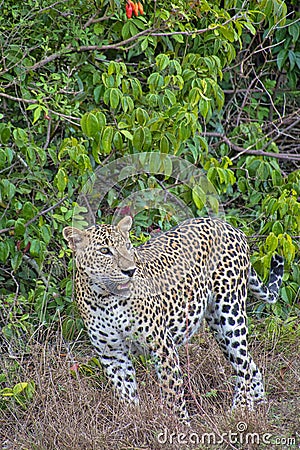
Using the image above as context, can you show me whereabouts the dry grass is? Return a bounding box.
[1,326,299,450]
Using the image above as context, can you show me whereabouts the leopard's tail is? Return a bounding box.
[248,254,284,304]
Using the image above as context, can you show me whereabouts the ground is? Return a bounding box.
[0,323,299,450]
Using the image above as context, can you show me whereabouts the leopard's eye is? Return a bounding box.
[126,242,132,250]
[100,247,112,255]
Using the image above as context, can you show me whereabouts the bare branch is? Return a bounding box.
[24,14,245,72]
[0,92,36,104]
[28,44,72,71]
[26,28,156,71]
[83,8,114,29]
[204,132,300,161]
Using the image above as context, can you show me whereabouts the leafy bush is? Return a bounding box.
[0,0,299,345]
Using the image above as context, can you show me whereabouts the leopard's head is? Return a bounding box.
[63,216,136,296]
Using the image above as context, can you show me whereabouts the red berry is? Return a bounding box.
[126,2,133,18]
[137,1,144,14]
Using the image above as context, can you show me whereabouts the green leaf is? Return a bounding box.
[163,89,177,107]
[162,155,173,178]
[149,152,162,175]
[101,126,114,154]
[107,61,117,75]
[265,197,277,215]
[120,129,133,140]
[121,95,135,113]
[11,252,23,271]
[26,103,39,111]
[288,22,300,43]
[156,54,170,71]
[40,225,51,244]
[140,37,148,52]
[242,21,256,35]
[277,49,288,70]
[189,87,201,107]
[33,105,42,124]
[95,111,106,127]
[13,128,28,148]
[146,93,159,108]
[0,241,10,263]
[281,286,294,303]
[272,221,284,235]
[1,388,14,397]
[0,124,11,144]
[110,88,122,109]
[173,34,184,43]
[133,127,145,150]
[148,72,164,93]
[135,108,149,126]
[81,112,100,138]
[199,98,210,119]
[160,135,170,154]
[129,78,142,99]
[219,25,235,42]
[265,233,278,252]
[113,131,123,150]
[192,186,206,210]
[29,239,41,258]
[1,179,16,200]
[178,121,190,141]
[55,168,68,192]
[271,170,283,187]
[288,50,296,71]
[208,195,219,214]
[21,201,36,220]
[94,85,104,103]
[295,51,300,70]
[14,218,26,238]
[13,382,28,395]
[93,23,104,35]
[280,234,295,264]
[142,127,152,150]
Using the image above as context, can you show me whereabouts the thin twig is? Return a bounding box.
[43,116,52,150]
[259,111,300,151]
[35,0,70,15]
[0,196,69,235]
[0,92,81,124]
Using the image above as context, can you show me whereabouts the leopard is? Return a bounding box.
[63,216,284,421]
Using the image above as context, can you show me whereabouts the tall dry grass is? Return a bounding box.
[1,325,299,450]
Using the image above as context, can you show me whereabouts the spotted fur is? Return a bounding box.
[63,216,284,420]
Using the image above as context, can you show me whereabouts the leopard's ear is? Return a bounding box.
[117,216,132,237]
[63,226,86,251]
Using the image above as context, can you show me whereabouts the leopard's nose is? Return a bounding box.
[121,268,136,278]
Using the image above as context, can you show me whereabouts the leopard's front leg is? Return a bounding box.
[150,331,189,421]
[89,330,138,404]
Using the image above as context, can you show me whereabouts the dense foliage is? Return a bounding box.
[0,0,299,347]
